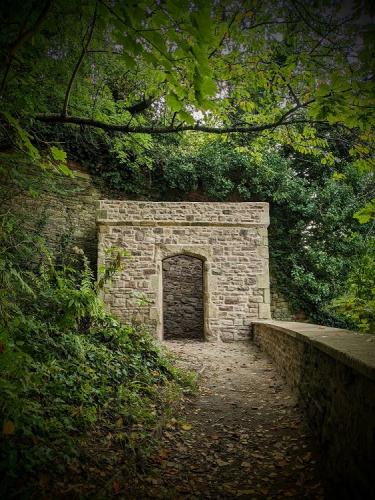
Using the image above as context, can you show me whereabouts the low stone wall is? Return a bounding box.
[252,321,375,498]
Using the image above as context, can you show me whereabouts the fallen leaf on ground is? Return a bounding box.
[3,420,15,435]
[159,448,169,459]
[241,461,253,469]
[112,479,121,494]
[216,459,230,466]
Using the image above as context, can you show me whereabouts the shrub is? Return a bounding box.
[0,213,194,495]
[328,238,375,333]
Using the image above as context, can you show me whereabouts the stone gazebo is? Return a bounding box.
[97,201,270,341]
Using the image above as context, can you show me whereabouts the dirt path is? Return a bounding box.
[128,340,327,499]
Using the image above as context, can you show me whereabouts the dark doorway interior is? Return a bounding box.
[162,255,204,340]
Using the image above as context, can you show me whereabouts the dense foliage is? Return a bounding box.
[33,122,372,330]
[84,133,370,327]
[0,0,373,329]
[1,1,374,167]
[0,207,194,495]
[328,238,375,332]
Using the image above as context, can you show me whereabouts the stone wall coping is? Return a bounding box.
[98,201,269,206]
[252,320,375,381]
[97,201,270,227]
[97,220,267,228]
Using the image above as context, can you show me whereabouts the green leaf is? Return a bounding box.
[153,70,166,84]
[354,199,375,224]
[190,45,209,73]
[332,172,346,181]
[190,3,213,44]
[200,76,217,97]
[59,164,73,177]
[144,31,168,56]
[178,111,195,125]
[166,93,182,112]
[122,53,136,69]
[353,158,374,173]
[50,146,67,162]
[1,111,40,160]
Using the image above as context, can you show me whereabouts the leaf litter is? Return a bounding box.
[31,340,327,498]
[121,340,327,499]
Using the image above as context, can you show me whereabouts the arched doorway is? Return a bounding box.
[162,255,204,340]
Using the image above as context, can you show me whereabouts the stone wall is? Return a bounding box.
[252,320,375,498]
[98,201,271,341]
[4,167,298,321]
[2,165,101,267]
[270,276,307,321]
[270,277,296,320]
[163,255,204,340]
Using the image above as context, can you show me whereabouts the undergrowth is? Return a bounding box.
[0,212,195,497]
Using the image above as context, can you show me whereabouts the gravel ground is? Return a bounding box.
[125,339,328,499]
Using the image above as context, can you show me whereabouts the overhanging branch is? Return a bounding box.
[36,100,318,134]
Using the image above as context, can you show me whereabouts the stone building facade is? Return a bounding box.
[97,201,271,341]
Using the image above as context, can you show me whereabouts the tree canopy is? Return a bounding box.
[1,0,374,150]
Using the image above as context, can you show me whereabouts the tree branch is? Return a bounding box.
[278,72,301,106]
[61,2,97,117]
[209,11,239,59]
[36,99,317,134]
[87,49,123,55]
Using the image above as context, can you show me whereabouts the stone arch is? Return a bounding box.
[155,245,211,341]
[162,254,205,340]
